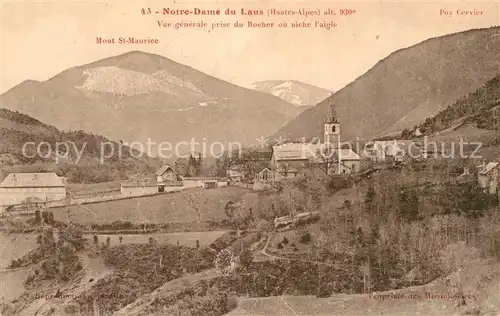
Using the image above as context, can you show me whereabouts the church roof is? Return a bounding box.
[272,143,361,162]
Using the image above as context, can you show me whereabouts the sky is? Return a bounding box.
[0,0,499,94]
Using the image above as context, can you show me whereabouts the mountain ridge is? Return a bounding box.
[272,26,500,142]
[0,51,301,149]
[0,107,159,183]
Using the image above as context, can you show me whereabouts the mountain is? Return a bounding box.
[0,107,159,183]
[251,80,332,106]
[272,26,500,142]
[0,51,301,152]
[400,74,500,142]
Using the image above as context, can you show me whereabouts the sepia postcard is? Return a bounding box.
[1,0,500,315]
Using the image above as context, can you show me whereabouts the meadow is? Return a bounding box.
[51,187,251,225]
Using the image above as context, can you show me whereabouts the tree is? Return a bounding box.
[185,154,203,177]
[316,145,339,176]
[230,149,269,180]
[401,128,412,140]
[363,181,376,293]
[212,152,230,177]
[225,201,236,219]
[224,200,252,253]
[37,227,56,258]
[34,210,41,225]
[184,191,206,225]
[440,242,482,307]
[239,248,253,270]
[58,226,85,251]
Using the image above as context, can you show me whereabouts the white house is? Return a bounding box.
[155,165,184,192]
[368,140,406,162]
[182,177,228,189]
[0,173,67,206]
[155,165,180,184]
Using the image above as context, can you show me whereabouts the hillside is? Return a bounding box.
[0,108,159,183]
[272,26,500,142]
[0,51,301,150]
[252,80,332,106]
[400,74,500,141]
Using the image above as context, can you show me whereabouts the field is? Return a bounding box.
[67,181,121,197]
[52,187,251,225]
[0,233,38,269]
[0,233,38,302]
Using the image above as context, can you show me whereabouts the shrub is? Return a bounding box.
[343,200,352,209]
[299,232,312,244]
[282,237,289,245]
[277,243,283,249]
[239,248,253,270]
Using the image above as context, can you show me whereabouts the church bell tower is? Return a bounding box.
[324,97,340,148]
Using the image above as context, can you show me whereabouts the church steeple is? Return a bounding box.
[324,95,340,146]
[325,95,338,124]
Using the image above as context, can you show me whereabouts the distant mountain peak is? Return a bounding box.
[252,80,332,106]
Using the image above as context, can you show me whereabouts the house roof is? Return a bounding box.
[0,173,66,188]
[272,143,319,161]
[155,165,175,176]
[272,143,361,162]
[479,162,500,175]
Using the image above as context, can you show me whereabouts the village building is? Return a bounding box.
[182,176,228,189]
[255,167,283,183]
[120,180,160,196]
[268,102,361,179]
[122,165,183,196]
[367,140,406,162]
[226,168,244,183]
[478,161,500,195]
[155,165,183,192]
[0,172,67,206]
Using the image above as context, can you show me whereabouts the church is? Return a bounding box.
[267,101,361,179]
